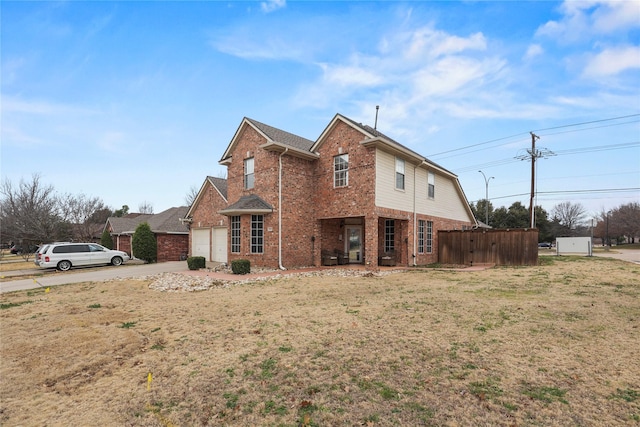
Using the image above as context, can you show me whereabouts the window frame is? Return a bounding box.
[418,219,425,254]
[244,157,255,190]
[231,216,241,253]
[384,219,395,253]
[426,220,433,253]
[251,215,264,254]
[428,172,435,199]
[333,154,349,188]
[395,157,405,190]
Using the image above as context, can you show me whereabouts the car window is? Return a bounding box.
[89,244,106,252]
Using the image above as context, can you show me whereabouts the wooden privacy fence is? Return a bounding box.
[438,228,539,266]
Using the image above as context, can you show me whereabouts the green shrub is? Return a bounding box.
[100,229,114,249]
[231,259,250,275]
[132,222,157,263]
[187,256,206,270]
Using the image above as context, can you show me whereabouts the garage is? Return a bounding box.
[191,228,211,260]
[213,227,227,263]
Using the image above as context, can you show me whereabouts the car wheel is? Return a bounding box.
[58,260,72,271]
[111,256,123,266]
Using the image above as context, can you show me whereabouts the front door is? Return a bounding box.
[346,226,362,263]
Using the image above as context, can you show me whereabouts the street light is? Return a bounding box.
[478,171,494,225]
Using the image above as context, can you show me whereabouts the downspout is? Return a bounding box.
[278,148,289,270]
[412,163,417,266]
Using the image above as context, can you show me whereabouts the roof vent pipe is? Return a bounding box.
[374,105,379,130]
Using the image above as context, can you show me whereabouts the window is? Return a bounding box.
[428,172,435,198]
[395,158,405,190]
[231,216,241,253]
[418,220,425,254]
[426,220,433,253]
[244,158,254,189]
[384,219,395,252]
[251,215,264,253]
[334,154,348,187]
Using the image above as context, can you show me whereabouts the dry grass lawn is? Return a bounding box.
[1,256,638,426]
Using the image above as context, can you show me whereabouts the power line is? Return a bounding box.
[428,113,640,158]
[532,114,640,133]
[484,187,640,202]
[454,141,640,173]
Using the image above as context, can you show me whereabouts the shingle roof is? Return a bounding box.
[339,114,451,173]
[246,117,315,152]
[219,195,273,216]
[107,206,189,234]
[207,176,228,200]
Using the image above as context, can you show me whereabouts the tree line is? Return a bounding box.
[0,174,152,250]
[470,199,640,244]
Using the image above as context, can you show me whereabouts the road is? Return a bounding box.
[592,248,640,264]
[0,261,187,293]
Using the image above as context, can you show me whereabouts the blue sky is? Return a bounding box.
[2,1,639,220]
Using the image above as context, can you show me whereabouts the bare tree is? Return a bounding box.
[611,202,640,243]
[185,184,199,207]
[58,193,111,241]
[138,201,154,214]
[551,201,587,235]
[0,174,63,250]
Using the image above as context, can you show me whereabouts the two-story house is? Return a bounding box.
[187,113,476,269]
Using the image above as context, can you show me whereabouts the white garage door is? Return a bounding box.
[213,227,227,263]
[192,229,211,260]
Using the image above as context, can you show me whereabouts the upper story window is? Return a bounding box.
[395,158,405,190]
[244,158,254,189]
[334,154,348,187]
[428,172,435,199]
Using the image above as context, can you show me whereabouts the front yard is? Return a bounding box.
[1,256,638,426]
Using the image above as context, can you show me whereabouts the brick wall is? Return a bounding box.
[157,234,189,262]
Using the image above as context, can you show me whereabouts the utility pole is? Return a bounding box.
[516,133,553,229]
[529,132,539,229]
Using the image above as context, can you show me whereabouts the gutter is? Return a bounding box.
[278,148,289,270]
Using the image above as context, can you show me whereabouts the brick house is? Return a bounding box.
[187,113,476,269]
[183,177,229,263]
[104,206,189,262]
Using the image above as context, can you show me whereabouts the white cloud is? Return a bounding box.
[1,95,97,115]
[319,63,383,87]
[582,45,640,77]
[524,44,544,61]
[536,0,640,42]
[261,0,286,13]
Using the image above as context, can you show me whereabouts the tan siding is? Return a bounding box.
[375,150,415,212]
[426,174,472,221]
[376,149,471,222]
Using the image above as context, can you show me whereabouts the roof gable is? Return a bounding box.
[219,117,314,164]
[185,176,228,218]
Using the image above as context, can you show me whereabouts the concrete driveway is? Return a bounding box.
[0,261,187,293]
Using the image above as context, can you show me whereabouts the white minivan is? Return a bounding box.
[38,243,130,271]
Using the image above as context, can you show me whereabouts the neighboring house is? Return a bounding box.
[187,113,476,269]
[104,207,190,262]
[182,176,229,263]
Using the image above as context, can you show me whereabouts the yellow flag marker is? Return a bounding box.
[45,287,50,293]
[147,372,152,391]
